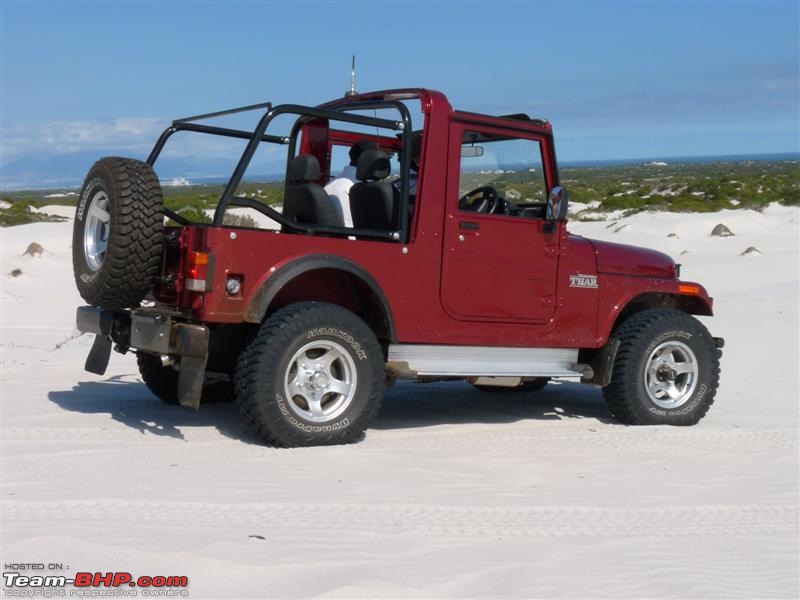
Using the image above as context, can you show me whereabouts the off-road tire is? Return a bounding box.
[73,157,164,310]
[137,354,234,405]
[472,378,550,393]
[234,302,385,447]
[602,309,720,425]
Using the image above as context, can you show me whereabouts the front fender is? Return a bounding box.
[596,276,714,346]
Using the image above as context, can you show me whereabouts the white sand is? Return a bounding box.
[1,205,798,598]
[203,207,282,230]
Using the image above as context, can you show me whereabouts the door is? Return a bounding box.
[440,122,560,323]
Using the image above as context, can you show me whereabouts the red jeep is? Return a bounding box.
[73,89,723,447]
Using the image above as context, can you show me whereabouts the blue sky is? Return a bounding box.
[1,0,798,187]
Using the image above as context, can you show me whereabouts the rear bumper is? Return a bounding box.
[77,306,208,356]
[76,305,209,408]
[76,305,114,336]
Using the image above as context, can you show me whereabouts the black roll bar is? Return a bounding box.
[329,100,413,243]
[173,101,273,124]
[212,104,404,227]
[285,100,413,242]
[146,123,288,166]
[228,197,398,240]
[146,99,411,241]
[164,207,190,225]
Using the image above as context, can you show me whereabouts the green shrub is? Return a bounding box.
[223,213,259,228]
[176,206,212,224]
[599,195,649,212]
[0,203,68,226]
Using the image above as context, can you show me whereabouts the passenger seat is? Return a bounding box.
[283,155,344,230]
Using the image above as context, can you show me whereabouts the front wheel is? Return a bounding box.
[234,302,385,447]
[602,309,720,426]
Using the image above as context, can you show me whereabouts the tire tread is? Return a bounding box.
[233,302,384,447]
[73,157,164,310]
[602,309,720,426]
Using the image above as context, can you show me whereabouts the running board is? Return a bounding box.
[387,344,586,378]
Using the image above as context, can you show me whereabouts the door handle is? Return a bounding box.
[459,221,480,230]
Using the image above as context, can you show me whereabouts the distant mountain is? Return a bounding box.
[1,152,286,190]
[3,150,797,192]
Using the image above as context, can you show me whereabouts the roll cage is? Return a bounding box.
[146,98,415,242]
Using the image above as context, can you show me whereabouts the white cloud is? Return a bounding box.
[0,118,166,163]
[0,116,289,188]
[0,117,286,166]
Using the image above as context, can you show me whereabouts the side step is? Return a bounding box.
[387,344,589,378]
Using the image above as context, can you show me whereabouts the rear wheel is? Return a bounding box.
[234,302,385,447]
[73,157,164,310]
[602,309,720,425]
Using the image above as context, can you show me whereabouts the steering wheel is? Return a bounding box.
[459,186,499,213]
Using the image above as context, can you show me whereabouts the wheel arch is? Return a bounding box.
[581,292,714,387]
[243,255,396,343]
[612,292,712,331]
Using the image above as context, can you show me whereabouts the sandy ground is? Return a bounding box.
[1,204,798,599]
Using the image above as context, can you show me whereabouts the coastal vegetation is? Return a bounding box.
[2,160,797,226]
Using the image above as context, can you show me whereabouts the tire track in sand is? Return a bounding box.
[3,426,795,470]
[4,499,796,539]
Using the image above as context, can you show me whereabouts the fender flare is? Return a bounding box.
[595,280,714,347]
[242,254,396,341]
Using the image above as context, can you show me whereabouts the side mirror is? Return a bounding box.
[546,185,569,221]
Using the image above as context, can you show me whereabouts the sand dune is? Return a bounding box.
[1,205,798,598]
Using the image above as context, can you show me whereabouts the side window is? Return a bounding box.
[458,131,547,216]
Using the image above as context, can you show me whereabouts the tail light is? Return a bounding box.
[186,251,210,292]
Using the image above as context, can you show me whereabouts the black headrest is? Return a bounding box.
[356,149,391,181]
[349,139,379,165]
[288,155,321,184]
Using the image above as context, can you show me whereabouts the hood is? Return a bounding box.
[589,239,676,279]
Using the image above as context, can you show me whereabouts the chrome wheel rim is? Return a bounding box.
[284,340,357,423]
[643,340,698,409]
[83,191,111,271]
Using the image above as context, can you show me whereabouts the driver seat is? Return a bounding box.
[349,149,398,238]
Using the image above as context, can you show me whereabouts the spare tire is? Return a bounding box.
[73,157,164,310]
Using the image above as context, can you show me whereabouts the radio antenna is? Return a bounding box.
[345,55,357,97]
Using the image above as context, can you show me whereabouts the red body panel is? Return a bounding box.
[591,239,676,279]
[186,224,596,348]
[441,215,560,324]
[162,88,713,351]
